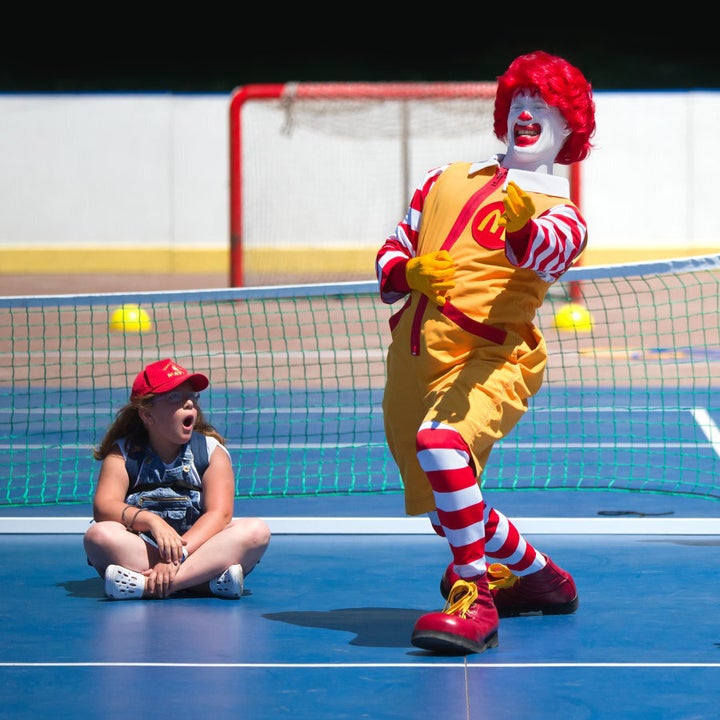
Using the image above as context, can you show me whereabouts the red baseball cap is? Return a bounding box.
[131,358,209,400]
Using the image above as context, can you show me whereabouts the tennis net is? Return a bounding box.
[2,253,719,507]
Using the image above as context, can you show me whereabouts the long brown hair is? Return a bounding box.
[93,395,225,461]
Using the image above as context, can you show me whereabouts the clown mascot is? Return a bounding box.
[375,50,596,655]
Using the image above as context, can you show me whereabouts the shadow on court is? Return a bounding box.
[56,577,105,598]
[264,607,426,648]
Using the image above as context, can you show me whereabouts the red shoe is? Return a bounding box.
[440,557,578,617]
[492,556,578,617]
[412,576,499,655]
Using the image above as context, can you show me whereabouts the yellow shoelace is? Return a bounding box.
[443,580,479,617]
[487,563,519,590]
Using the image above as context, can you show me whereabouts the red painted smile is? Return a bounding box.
[513,122,540,147]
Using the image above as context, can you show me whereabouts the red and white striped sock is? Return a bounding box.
[418,422,545,577]
[416,421,487,578]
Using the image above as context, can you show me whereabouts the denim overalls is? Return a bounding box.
[124,434,208,535]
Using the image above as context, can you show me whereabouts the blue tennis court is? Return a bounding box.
[2,380,720,719]
[2,260,720,718]
[2,492,720,720]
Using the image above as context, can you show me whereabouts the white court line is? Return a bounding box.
[692,407,720,459]
[1,661,719,669]
[2,516,720,535]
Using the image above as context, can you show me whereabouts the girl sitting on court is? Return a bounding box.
[83,358,270,600]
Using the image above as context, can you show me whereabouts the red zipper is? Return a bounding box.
[410,168,507,356]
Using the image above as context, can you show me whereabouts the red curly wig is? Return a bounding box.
[493,50,596,165]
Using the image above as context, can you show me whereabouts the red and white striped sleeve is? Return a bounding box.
[504,203,588,283]
[375,165,447,304]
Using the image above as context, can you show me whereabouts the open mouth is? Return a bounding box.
[514,123,540,146]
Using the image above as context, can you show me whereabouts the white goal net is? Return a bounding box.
[229,82,570,286]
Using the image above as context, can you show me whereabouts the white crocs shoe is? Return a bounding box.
[105,564,146,600]
[209,564,244,599]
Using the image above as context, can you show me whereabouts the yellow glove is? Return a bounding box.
[499,181,535,233]
[405,250,455,306]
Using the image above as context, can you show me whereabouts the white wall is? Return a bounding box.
[0,89,716,277]
[0,93,229,275]
[0,93,228,248]
[581,91,719,258]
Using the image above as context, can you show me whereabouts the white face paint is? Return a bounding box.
[502,90,571,173]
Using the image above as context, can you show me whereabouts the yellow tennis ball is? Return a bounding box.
[109,304,152,333]
[554,303,593,332]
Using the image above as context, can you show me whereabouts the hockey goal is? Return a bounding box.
[229,82,580,287]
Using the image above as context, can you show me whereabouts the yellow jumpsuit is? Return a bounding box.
[379,160,586,515]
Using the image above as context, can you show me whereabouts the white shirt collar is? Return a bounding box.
[467,154,570,199]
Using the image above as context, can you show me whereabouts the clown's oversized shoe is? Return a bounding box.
[412,577,499,655]
[440,557,578,617]
[491,555,578,617]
